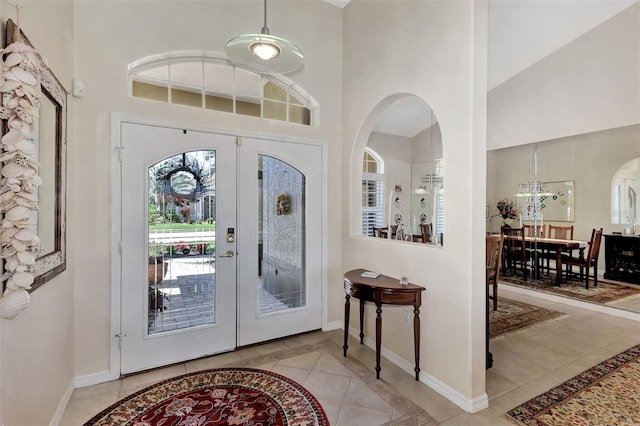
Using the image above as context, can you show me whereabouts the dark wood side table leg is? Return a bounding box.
[359,300,365,344]
[343,294,350,357]
[413,305,421,380]
[375,304,382,379]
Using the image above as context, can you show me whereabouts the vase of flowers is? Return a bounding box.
[491,198,518,227]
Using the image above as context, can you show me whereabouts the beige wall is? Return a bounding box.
[488,3,639,150]
[342,0,489,409]
[72,0,343,379]
[486,2,640,278]
[0,1,75,425]
[2,0,636,423]
[487,124,640,275]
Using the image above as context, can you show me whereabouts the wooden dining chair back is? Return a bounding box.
[501,226,529,281]
[548,225,574,240]
[420,223,433,243]
[523,223,546,238]
[372,227,385,238]
[562,228,603,289]
[486,234,504,311]
[542,225,575,275]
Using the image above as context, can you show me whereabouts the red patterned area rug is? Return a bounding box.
[490,298,565,339]
[504,344,640,426]
[84,367,329,426]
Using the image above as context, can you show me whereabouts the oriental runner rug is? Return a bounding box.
[504,344,640,426]
[500,274,640,306]
[83,367,329,426]
[489,298,565,339]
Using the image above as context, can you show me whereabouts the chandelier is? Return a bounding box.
[224,0,304,74]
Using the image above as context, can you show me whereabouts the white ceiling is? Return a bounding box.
[487,0,635,90]
[367,0,636,137]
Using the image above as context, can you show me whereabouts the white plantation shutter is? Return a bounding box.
[436,188,444,237]
[362,178,384,236]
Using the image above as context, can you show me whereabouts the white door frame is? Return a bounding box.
[109,113,328,380]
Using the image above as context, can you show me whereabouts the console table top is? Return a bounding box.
[344,269,425,291]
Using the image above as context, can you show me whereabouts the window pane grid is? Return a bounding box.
[130,58,312,125]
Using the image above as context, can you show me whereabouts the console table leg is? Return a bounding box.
[375,304,382,379]
[343,294,350,357]
[413,305,421,381]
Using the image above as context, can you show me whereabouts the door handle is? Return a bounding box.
[219,250,235,258]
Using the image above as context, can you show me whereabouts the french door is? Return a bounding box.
[237,138,322,346]
[118,122,322,374]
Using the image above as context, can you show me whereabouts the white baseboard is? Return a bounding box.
[74,370,112,388]
[346,327,488,413]
[423,372,489,413]
[49,379,75,426]
[324,320,342,331]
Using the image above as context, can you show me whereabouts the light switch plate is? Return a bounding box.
[72,79,85,97]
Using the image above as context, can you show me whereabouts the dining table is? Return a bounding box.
[522,236,589,285]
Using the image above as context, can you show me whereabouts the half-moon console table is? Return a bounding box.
[343,269,426,381]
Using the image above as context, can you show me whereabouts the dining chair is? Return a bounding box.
[372,227,385,238]
[523,223,546,238]
[562,228,603,289]
[486,233,504,311]
[420,223,433,243]
[523,223,546,278]
[501,226,530,281]
[548,225,574,240]
[542,224,575,275]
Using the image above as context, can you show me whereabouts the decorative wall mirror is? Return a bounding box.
[361,95,443,245]
[4,19,67,290]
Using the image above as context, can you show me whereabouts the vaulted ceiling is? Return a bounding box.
[366,0,636,137]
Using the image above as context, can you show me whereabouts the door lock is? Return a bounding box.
[219,250,235,258]
[226,227,235,243]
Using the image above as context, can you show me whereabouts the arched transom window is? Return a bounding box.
[128,52,315,126]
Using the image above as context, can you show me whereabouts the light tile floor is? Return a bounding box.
[61,287,640,425]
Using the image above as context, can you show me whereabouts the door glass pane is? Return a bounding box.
[258,155,306,315]
[148,151,217,334]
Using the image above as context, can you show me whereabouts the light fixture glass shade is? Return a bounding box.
[225,33,304,74]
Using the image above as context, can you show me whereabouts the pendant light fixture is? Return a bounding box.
[225,0,304,74]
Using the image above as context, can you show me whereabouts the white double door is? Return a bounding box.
[118,122,322,374]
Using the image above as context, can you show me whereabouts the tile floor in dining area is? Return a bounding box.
[61,286,640,425]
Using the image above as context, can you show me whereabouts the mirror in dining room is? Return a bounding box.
[361,95,443,245]
[5,19,68,290]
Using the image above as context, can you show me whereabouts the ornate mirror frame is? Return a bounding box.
[5,19,67,290]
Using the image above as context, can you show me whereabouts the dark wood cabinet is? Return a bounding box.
[604,234,640,284]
